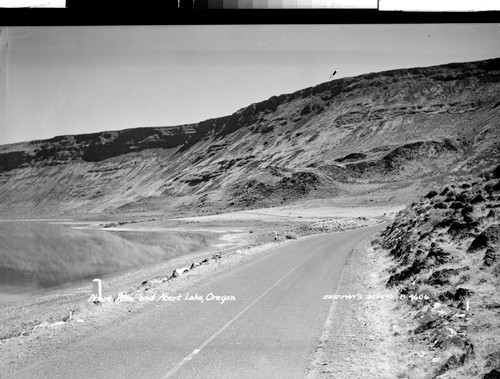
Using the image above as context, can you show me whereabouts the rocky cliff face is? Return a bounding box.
[0,58,499,216]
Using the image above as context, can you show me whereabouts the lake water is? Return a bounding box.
[0,220,214,307]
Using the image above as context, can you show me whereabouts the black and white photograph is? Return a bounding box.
[0,5,500,378]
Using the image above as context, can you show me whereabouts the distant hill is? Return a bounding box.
[0,58,499,217]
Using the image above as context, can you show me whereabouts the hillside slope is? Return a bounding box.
[373,166,500,378]
[0,58,499,216]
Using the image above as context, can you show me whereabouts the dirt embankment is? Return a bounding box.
[307,234,399,378]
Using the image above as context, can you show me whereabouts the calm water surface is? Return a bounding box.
[0,220,212,307]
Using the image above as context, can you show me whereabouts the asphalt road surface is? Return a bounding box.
[12,224,385,379]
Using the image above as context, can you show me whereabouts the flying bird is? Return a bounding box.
[330,68,340,78]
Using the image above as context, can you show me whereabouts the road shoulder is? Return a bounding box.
[307,233,399,378]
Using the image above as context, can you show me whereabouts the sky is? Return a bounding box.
[1,24,500,145]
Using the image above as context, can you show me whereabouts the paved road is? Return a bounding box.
[13,224,385,378]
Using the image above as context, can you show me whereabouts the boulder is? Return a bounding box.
[425,190,438,199]
[433,201,448,209]
[484,180,498,193]
[494,164,500,179]
[434,339,474,376]
[434,217,454,229]
[461,205,474,217]
[439,287,474,302]
[484,247,499,266]
[387,259,426,286]
[484,368,500,379]
[467,225,500,253]
[414,309,442,333]
[456,192,471,203]
[426,268,459,286]
[190,262,200,270]
[431,325,460,347]
[426,245,451,265]
[463,214,475,224]
[471,194,486,204]
[454,287,474,301]
[450,201,466,210]
[448,220,478,238]
[444,194,456,203]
